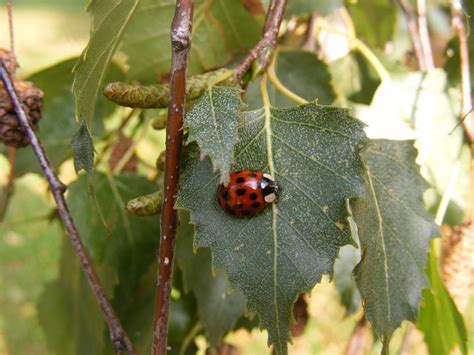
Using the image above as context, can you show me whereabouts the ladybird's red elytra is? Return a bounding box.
[217,170,280,218]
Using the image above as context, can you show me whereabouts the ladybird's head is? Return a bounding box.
[262,173,281,203]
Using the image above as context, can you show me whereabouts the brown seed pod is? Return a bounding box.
[0,80,44,148]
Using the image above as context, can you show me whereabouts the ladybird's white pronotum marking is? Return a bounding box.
[264,193,276,203]
[263,173,274,181]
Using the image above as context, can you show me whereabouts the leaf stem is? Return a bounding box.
[267,58,308,105]
[152,1,195,354]
[234,0,288,82]
[0,62,135,354]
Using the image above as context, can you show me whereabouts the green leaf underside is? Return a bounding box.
[417,245,468,355]
[185,86,242,183]
[73,0,139,127]
[177,103,368,353]
[351,140,439,343]
[176,211,245,346]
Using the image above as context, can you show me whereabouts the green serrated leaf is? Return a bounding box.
[417,244,468,355]
[176,211,245,346]
[185,86,242,183]
[71,121,95,175]
[246,51,336,109]
[350,140,439,345]
[177,102,368,353]
[73,0,139,127]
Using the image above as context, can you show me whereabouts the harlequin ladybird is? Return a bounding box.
[217,170,280,218]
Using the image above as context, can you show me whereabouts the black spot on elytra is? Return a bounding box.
[248,172,257,178]
[242,210,252,216]
[250,193,258,200]
[251,202,260,209]
[237,204,244,209]
[237,189,246,196]
[221,190,229,200]
[236,177,245,183]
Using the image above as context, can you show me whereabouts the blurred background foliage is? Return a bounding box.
[0,0,472,354]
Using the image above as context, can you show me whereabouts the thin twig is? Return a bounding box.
[416,0,434,70]
[7,0,15,57]
[0,62,135,355]
[152,1,195,354]
[267,58,307,105]
[0,146,16,221]
[451,0,474,143]
[234,0,288,82]
[395,0,426,71]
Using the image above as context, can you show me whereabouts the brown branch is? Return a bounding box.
[0,146,16,221]
[234,0,288,82]
[7,0,15,57]
[451,0,474,143]
[0,63,135,355]
[152,1,195,354]
[416,0,434,70]
[395,0,426,71]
